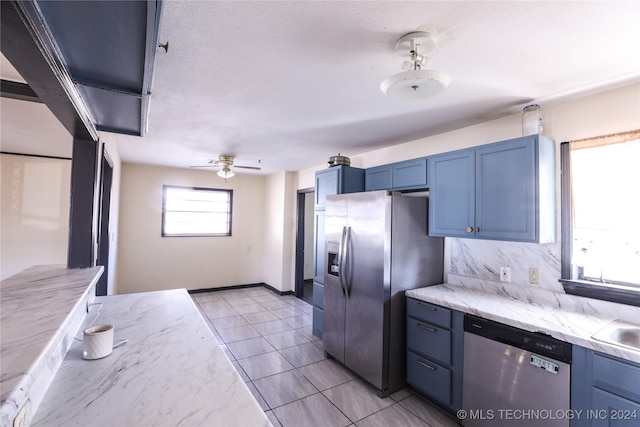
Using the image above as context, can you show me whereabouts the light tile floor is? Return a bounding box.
[192,287,460,427]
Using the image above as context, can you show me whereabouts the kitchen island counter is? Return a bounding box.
[31,289,271,427]
[407,284,640,363]
[0,265,103,427]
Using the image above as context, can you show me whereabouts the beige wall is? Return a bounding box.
[99,134,122,295]
[0,154,71,279]
[116,163,266,294]
[261,171,297,292]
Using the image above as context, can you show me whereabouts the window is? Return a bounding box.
[162,185,232,237]
[560,130,640,307]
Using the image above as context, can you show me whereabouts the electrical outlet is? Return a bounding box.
[500,267,511,282]
[13,399,30,427]
[529,268,540,284]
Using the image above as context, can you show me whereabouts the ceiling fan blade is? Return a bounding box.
[189,165,219,169]
[233,165,262,170]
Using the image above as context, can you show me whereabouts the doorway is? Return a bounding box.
[295,188,315,303]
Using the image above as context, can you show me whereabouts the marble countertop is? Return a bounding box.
[406,284,640,364]
[1,265,103,427]
[31,289,271,427]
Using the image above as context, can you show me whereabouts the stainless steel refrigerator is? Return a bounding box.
[323,190,444,396]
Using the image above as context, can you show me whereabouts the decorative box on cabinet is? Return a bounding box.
[571,346,640,427]
[428,134,555,243]
[312,166,364,338]
[365,158,428,192]
[406,297,463,414]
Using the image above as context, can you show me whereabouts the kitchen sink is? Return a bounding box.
[592,320,640,353]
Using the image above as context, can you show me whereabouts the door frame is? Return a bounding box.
[294,187,315,298]
[95,144,113,296]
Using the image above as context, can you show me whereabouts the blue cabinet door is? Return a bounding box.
[392,158,427,189]
[313,210,325,284]
[475,137,536,241]
[428,149,475,237]
[315,168,340,210]
[591,388,640,427]
[365,165,392,191]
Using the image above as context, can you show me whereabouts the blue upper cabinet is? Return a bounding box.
[427,149,475,238]
[365,157,428,191]
[393,158,428,190]
[365,165,392,191]
[315,165,365,210]
[428,135,555,243]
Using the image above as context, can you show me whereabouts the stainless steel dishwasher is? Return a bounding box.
[462,314,572,426]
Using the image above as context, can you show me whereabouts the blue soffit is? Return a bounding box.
[36,0,163,136]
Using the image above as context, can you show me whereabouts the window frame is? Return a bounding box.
[559,139,640,307]
[161,185,233,238]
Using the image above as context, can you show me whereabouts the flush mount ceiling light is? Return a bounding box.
[380,32,452,100]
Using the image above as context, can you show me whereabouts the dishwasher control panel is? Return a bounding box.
[464,314,572,363]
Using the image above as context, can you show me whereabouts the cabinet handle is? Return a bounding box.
[474,227,480,232]
[417,359,436,370]
[466,226,473,233]
[417,302,436,311]
[417,323,437,332]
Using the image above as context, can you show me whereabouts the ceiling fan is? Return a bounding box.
[189,155,261,179]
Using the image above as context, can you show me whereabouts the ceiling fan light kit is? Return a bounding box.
[189,155,261,180]
[217,165,235,179]
[380,31,452,100]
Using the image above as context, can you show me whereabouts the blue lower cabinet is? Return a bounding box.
[572,346,640,427]
[312,282,324,309]
[407,351,452,406]
[312,281,324,338]
[591,388,640,427]
[406,297,463,414]
[312,306,323,338]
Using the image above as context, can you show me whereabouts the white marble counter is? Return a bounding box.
[31,289,271,427]
[0,265,103,427]
[406,283,640,364]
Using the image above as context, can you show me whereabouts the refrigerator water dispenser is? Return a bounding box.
[327,252,339,276]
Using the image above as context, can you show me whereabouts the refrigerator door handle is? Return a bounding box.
[338,226,347,296]
[344,226,351,298]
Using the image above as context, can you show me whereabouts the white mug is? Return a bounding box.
[83,324,114,360]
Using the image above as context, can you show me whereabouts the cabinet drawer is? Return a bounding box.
[312,282,324,309]
[593,353,640,401]
[407,351,452,406]
[407,318,451,366]
[407,298,451,329]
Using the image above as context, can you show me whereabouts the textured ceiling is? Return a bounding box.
[4,2,640,174]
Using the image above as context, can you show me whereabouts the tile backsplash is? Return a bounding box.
[447,238,640,323]
[449,238,562,292]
